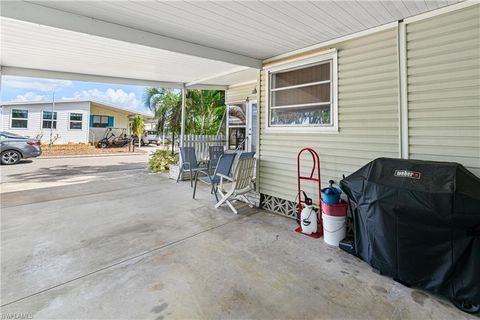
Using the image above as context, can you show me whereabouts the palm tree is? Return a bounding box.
[131,115,145,147]
[143,88,165,114]
[186,90,225,135]
[143,89,182,154]
[142,88,226,153]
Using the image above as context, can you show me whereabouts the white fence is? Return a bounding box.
[183,134,226,161]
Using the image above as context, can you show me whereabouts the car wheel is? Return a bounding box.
[1,150,22,165]
[99,142,108,148]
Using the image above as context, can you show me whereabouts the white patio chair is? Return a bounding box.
[215,157,256,214]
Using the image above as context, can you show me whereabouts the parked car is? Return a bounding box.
[0,131,42,165]
[133,131,161,146]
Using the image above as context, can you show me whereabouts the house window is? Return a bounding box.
[70,113,83,130]
[268,51,337,131]
[91,115,110,128]
[42,111,57,129]
[11,109,28,128]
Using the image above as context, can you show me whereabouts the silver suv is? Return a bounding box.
[0,131,42,165]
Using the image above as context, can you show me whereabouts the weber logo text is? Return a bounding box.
[394,170,421,179]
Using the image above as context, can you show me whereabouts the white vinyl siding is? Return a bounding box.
[1,102,90,144]
[406,5,480,177]
[259,28,400,202]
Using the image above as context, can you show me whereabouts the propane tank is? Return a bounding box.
[300,191,318,234]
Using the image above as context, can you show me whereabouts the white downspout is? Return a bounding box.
[398,21,409,159]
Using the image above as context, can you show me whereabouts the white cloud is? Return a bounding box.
[69,88,141,110]
[14,92,49,102]
[2,76,73,92]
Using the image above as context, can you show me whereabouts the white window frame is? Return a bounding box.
[41,110,58,130]
[69,112,83,130]
[265,49,338,133]
[10,109,28,129]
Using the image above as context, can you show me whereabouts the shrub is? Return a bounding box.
[148,150,179,173]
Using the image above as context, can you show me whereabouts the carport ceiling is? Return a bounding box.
[1,17,254,88]
[1,0,463,87]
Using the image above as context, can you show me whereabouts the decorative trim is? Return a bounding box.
[261,194,297,219]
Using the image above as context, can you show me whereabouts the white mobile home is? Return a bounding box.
[225,4,480,217]
[0,100,148,144]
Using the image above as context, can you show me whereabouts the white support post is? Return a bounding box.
[398,22,409,159]
[180,84,186,148]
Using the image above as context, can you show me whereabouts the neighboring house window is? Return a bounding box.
[42,111,58,129]
[11,109,28,128]
[91,115,113,128]
[267,50,338,131]
[70,113,83,130]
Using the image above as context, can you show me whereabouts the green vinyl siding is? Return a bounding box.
[258,28,400,202]
[407,5,480,177]
[226,82,257,104]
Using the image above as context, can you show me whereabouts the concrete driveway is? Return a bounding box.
[0,156,475,319]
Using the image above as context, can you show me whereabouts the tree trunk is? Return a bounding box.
[171,133,175,155]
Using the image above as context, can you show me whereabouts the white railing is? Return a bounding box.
[183,134,226,161]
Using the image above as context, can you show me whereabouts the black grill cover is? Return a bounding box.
[340,158,480,303]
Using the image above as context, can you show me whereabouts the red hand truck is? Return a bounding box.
[294,147,323,238]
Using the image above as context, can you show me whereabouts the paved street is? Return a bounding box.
[1,152,152,193]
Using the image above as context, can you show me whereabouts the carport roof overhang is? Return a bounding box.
[0,2,261,90]
[0,0,466,90]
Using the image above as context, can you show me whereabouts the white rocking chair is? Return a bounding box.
[215,157,256,214]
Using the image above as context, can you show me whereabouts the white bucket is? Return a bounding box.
[322,213,346,246]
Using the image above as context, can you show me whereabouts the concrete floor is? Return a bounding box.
[0,155,476,319]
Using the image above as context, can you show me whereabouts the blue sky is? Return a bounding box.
[1,76,153,115]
